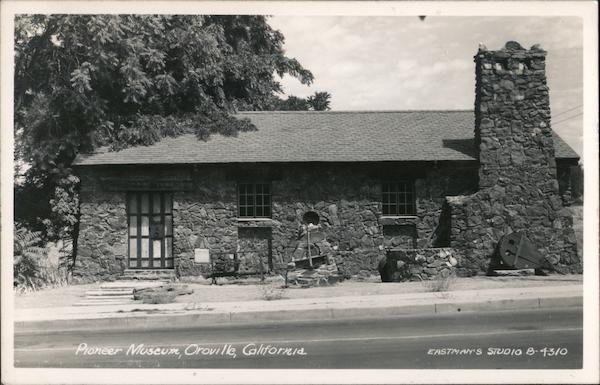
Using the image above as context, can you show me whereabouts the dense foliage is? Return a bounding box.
[13,227,44,288]
[273,91,332,111]
[14,15,316,279]
[15,15,314,173]
[14,225,71,290]
[275,95,310,111]
[307,91,332,111]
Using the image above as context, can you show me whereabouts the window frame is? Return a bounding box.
[381,180,417,216]
[237,182,272,219]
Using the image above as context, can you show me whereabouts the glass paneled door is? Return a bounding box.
[127,192,173,269]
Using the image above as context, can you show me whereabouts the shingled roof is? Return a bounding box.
[73,110,579,166]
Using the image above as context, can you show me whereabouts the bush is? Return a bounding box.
[14,227,45,289]
[14,226,69,292]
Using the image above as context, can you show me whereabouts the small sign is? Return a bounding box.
[194,248,210,264]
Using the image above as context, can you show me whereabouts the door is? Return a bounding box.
[127,192,173,269]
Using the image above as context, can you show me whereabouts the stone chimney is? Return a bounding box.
[444,41,580,275]
[475,41,557,192]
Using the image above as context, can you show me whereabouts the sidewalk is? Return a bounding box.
[14,281,582,333]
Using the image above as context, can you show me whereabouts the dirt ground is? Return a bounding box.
[174,274,582,304]
[14,274,582,309]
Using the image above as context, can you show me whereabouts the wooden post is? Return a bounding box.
[259,251,264,282]
[210,257,216,285]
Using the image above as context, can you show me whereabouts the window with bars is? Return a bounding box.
[127,192,174,268]
[381,181,416,216]
[238,183,271,218]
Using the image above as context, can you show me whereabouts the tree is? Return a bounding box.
[269,91,332,111]
[15,15,314,165]
[307,91,332,111]
[14,15,314,268]
[275,95,310,111]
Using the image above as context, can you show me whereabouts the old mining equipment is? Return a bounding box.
[494,232,565,275]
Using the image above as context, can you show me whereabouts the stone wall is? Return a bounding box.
[173,163,477,278]
[74,162,478,281]
[381,248,459,281]
[74,170,128,282]
[445,42,581,274]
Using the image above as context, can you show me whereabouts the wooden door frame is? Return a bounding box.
[126,192,174,269]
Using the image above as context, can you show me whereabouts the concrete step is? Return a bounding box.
[118,275,175,281]
[121,274,175,279]
[117,276,173,281]
[74,280,171,306]
[100,281,165,290]
[121,269,176,281]
[92,286,135,292]
[123,269,175,276]
[73,299,135,306]
[85,290,133,297]
[119,277,175,283]
[85,294,133,300]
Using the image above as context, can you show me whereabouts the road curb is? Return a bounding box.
[14,294,582,334]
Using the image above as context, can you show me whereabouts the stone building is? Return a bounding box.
[72,42,581,282]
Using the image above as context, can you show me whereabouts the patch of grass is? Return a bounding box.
[259,282,287,301]
[14,278,69,295]
[422,273,456,293]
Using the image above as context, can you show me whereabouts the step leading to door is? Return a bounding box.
[119,269,176,281]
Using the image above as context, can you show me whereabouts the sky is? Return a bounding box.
[268,16,583,156]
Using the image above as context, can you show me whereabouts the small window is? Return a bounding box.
[238,183,271,218]
[382,181,416,216]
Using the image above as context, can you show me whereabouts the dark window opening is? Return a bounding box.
[238,183,271,218]
[382,181,416,216]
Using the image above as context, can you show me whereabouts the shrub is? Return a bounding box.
[14,226,70,292]
[14,227,45,289]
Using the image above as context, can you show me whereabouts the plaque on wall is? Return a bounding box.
[194,248,210,264]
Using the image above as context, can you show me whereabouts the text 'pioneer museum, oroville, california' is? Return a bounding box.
[72,42,582,282]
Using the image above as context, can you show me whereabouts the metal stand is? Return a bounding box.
[307,226,313,268]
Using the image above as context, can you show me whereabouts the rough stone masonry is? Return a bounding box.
[445,41,581,274]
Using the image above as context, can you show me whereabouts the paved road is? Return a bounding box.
[14,306,582,369]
